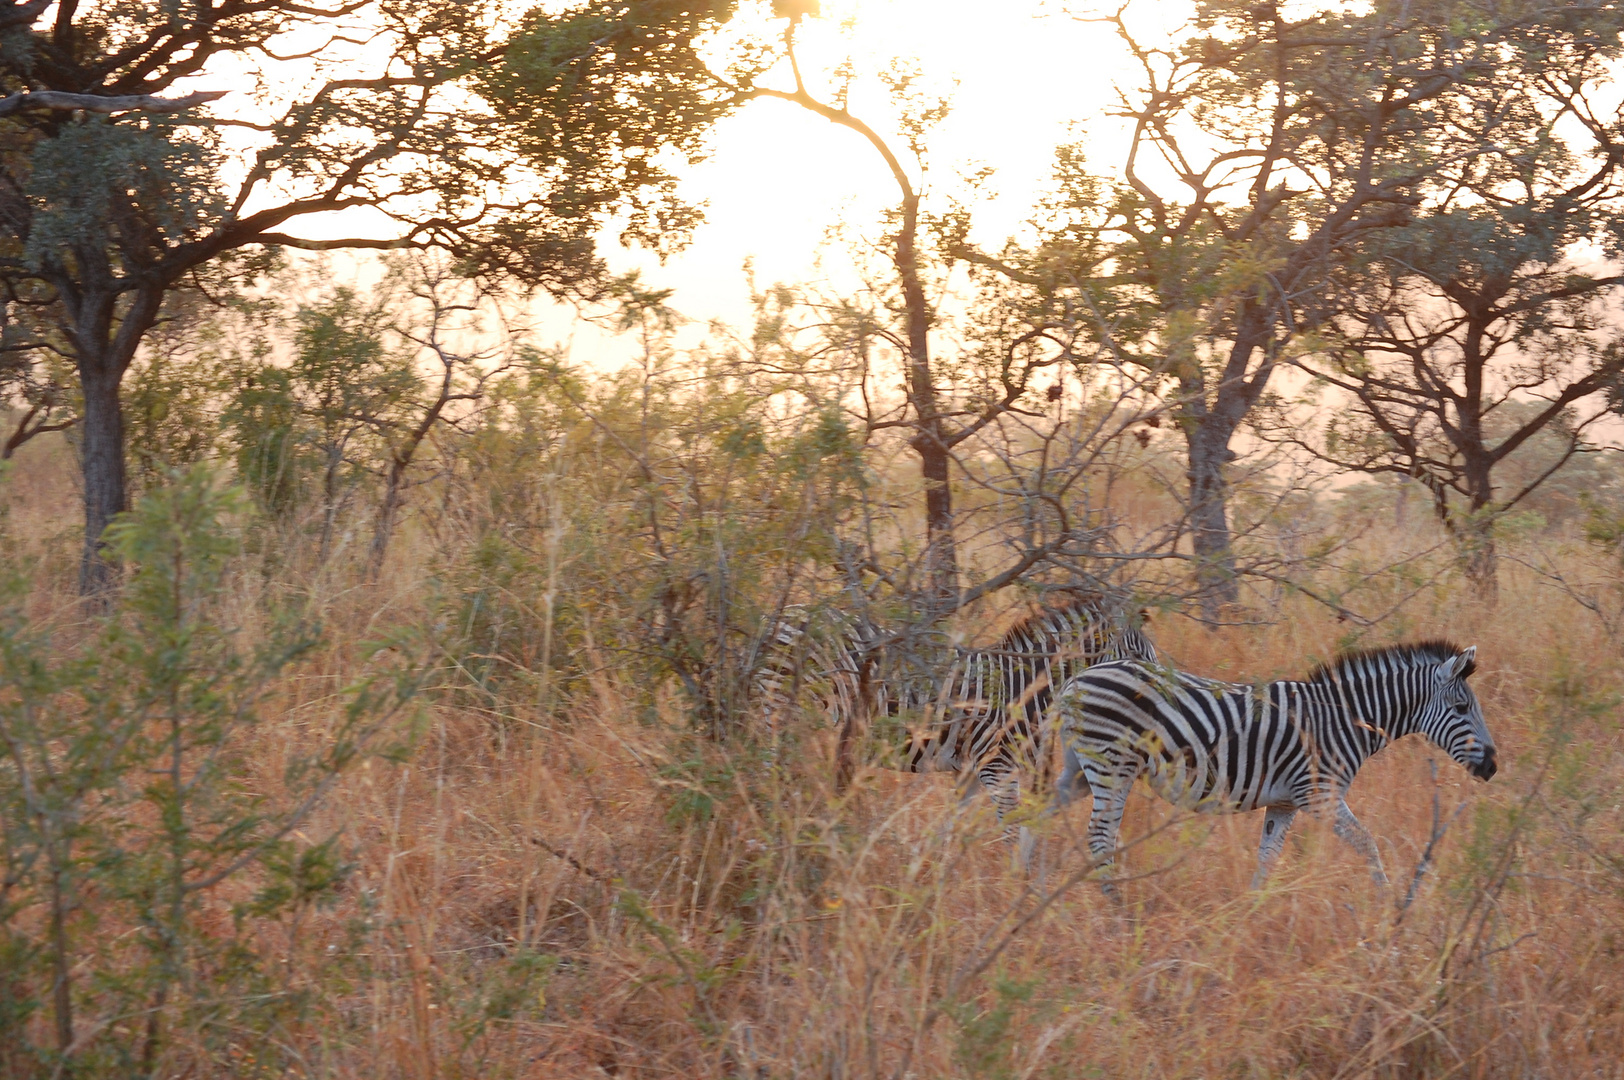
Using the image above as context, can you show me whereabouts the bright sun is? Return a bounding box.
[631,0,1186,326]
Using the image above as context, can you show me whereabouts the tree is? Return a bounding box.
[276,279,410,566]
[222,255,512,576]
[966,0,1623,616]
[735,44,962,608]
[363,256,516,579]
[1278,64,1624,599]
[0,0,744,594]
[608,7,1166,619]
[0,467,417,1071]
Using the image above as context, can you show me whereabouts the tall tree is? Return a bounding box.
[576,5,1160,617]
[1277,63,1624,599]
[966,0,1622,616]
[0,0,742,594]
[731,31,962,608]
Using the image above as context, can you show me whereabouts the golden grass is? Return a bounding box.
[238,562,1621,1080]
[5,447,1623,1079]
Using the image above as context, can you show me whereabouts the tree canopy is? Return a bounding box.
[959,0,1624,615]
[0,0,747,592]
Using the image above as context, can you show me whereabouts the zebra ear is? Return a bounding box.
[1440,646,1477,680]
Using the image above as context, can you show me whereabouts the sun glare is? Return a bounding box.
[634,0,1184,327]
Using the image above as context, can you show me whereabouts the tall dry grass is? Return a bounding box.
[4,435,1623,1079]
[291,578,1620,1079]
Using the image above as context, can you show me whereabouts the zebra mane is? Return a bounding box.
[1306,639,1474,685]
[989,590,1117,649]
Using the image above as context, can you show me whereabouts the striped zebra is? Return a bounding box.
[753,603,891,747]
[1049,641,1497,893]
[755,593,1158,835]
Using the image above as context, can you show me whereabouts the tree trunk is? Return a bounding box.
[1185,417,1241,618]
[912,426,955,607]
[48,858,73,1056]
[78,357,128,597]
[1175,302,1277,622]
[66,279,163,598]
[367,458,406,581]
[896,192,957,612]
[1461,525,1498,603]
[318,443,344,565]
[1457,338,1498,603]
[1461,460,1499,604]
[1422,471,1499,603]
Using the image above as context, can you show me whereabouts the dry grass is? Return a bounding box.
[249,566,1622,1079]
[5,445,1623,1079]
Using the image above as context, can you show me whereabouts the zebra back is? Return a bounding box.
[900,593,1158,781]
[753,603,878,741]
[753,603,946,740]
[752,592,1159,823]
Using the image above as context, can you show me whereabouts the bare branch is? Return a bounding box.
[0,89,226,118]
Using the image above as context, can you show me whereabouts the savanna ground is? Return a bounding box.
[3,422,1623,1080]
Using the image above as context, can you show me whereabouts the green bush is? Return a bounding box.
[0,467,420,1078]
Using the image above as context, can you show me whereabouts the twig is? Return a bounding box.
[1394,759,1466,925]
[531,836,612,883]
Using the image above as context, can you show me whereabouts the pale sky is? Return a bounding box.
[206,0,1192,359]
[613,0,1168,334]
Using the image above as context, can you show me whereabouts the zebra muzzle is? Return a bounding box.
[1470,746,1498,781]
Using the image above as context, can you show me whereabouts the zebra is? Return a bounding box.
[752,603,886,748]
[754,592,1159,840]
[1049,641,1496,894]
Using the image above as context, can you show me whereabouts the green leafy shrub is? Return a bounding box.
[0,467,420,1077]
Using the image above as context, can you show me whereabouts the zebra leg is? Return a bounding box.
[1332,799,1389,886]
[990,764,1036,874]
[1251,805,1299,888]
[959,760,1039,872]
[1054,745,1092,809]
[1085,771,1134,901]
[1018,746,1092,876]
[977,760,1025,849]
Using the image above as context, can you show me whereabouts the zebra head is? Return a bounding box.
[1102,620,1158,665]
[1416,645,1497,781]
